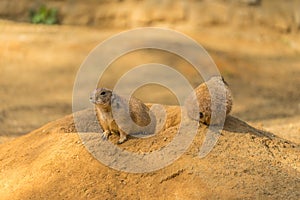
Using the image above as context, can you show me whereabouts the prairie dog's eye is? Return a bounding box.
[100,91,106,96]
[199,112,204,119]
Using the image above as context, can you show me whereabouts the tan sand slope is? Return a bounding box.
[0,107,299,199]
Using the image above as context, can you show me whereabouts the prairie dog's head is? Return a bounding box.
[208,75,228,86]
[89,88,112,106]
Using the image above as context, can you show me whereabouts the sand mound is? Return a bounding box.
[0,106,299,199]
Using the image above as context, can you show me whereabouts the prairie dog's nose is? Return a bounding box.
[89,92,96,103]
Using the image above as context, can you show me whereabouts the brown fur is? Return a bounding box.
[90,88,154,143]
[185,76,233,125]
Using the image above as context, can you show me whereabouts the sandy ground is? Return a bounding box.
[0,19,299,144]
[0,15,300,199]
[0,108,299,199]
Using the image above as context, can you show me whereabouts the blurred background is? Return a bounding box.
[0,0,299,143]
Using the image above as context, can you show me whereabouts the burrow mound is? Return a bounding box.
[0,106,299,200]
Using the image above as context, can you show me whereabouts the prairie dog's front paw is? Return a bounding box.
[102,130,110,140]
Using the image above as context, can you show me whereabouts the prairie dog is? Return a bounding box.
[89,88,155,143]
[185,76,233,125]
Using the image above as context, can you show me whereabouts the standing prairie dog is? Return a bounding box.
[185,76,233,125]
[89,88,155,144]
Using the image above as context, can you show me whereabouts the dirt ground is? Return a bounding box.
[0,0,300,199]
[0,107,299,199]
[0,19,299,144]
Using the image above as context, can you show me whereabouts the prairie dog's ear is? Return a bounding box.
[205,115,211,125]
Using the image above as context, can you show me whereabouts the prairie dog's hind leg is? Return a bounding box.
[117,130,127,144]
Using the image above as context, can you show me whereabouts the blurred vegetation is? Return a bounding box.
[29,5,58,25]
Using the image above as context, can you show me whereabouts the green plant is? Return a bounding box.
[29,5,58,25]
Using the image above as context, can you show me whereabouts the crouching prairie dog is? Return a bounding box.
[185,76,233,125]
[89,88,156,144]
